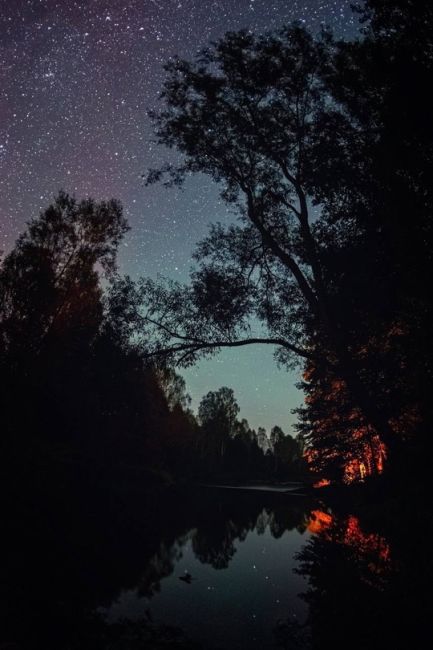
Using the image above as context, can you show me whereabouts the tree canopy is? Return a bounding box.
[0,191,128,359]
[133,1,433,474]
[142,25,340,368]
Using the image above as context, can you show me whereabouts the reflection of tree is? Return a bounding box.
[0,488,201,650]
[255,510,269,536]
[2,483,312,649]
[192,522,239,570]
[137,535,190,598]
[190,496,258,569]
[270,504,310,539]
[294,509,431,649]
[190,495,309,569]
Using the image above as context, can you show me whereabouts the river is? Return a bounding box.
[2,482,430,649]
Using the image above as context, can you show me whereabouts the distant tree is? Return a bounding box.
[256,427,269,453]
[270,426,285,451]
[233,417,251,440]
[198,387,239,432]
[295,432,305,457]
[275,433,301,469]
[198,387,240,462]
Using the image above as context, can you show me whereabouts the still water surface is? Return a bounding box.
[3,483,429,649]
[104,500,309,648]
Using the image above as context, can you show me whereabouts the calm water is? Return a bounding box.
[103,499,310,649]
[2,483,430,649]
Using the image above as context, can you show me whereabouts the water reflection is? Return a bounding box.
[189,497,309,571]
[293,507,429,649]
[2,485,430,649]
[105,491,312,650]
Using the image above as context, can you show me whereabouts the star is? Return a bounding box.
[0,0,358,431]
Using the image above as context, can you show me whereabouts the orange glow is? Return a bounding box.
[344,515,391,573]
[307,509,333,534]
[342,433,387,483]
[308,511,391,575]
[313,478,331,488]
[302,360,394,484]
[304,429,387,485]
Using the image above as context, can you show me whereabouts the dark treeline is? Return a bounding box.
[2,2,432,648]
[195,385,306,479]
[0,192,188,490]
[1,0,431,506]
[0,193,303,491]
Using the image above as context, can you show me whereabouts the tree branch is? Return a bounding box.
[240,184,320,316]
[145,336,314,360]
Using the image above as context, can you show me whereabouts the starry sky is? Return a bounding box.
[0,0,359,433]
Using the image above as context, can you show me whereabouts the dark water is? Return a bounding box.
[2,480,431,649]
[102,495,310,649]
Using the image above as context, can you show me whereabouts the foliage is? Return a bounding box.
[3,1,432,489]
[0,194,303,488]
[0,191,128,360]
[139,3,433,477]
[0,193,197,487]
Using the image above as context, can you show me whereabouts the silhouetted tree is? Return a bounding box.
[137,3,433,477]
[142,26,336,365]
[0,192,201,491]
[290,0,433,479]
[198,387,239,465]
[156,366,192,411]
[0,191,128,360]
[270,425,285,450]
[137,21,413,466]
[256,427,269,452]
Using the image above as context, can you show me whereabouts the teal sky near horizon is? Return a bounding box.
[0,0,360,433]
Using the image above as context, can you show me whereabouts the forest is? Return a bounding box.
[0,189,306,489]
[1,1,432,647]
[2,0,431,494]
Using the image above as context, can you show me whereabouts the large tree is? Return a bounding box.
[136,22,400,452]
[143,25,337,364]
[134,3,432,471]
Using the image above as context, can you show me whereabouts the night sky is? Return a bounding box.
[0,0,359,433]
